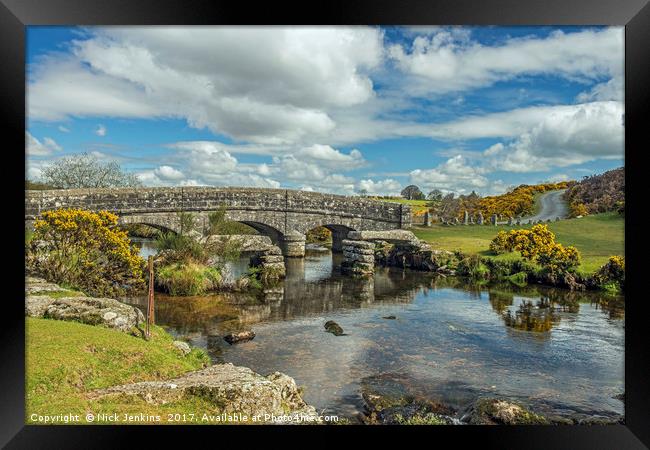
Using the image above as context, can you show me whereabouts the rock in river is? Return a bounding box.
[324,320,345,336]
[224,330,256,344]
[460,397,549,425]
[87,363,320,423]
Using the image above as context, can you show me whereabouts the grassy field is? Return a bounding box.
[372,197,430,213]
[412,212,624,274]
[26,317,211,424]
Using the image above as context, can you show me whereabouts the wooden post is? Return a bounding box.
[146,255,154,339]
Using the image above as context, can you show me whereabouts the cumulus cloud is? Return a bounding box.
[483,101,624,172]
[356,178,402,196]
[154,165,185,181]
[58,125,70,133]
[389,27,623,95]
[26,132,61,155]
[409,155,488,194]
[29,27,384,144]
[95,124,107,136]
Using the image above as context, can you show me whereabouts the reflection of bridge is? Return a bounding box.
[25,187,411,257]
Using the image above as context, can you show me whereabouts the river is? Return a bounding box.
[127,239,625,423]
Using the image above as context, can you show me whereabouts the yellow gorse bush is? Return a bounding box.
[489,224,581,274]
[479,182,570,218]
[27,208,145,297]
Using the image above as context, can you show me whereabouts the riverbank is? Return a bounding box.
[412,212,624,275]
[25,279,320,424]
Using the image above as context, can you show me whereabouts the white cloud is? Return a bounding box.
[389,27,623,95]
[26,132,61,155]
[95,124,107,136]
[483,101,624,172]
[576,76,624,102]
[409,155,488,194]
[58,125,70,133]
[356,178,402,196]
[29,27,384,145]
[154,165,185,181]
[294,145,367,170]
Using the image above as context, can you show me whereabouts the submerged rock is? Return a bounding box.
[461,398,549,425]
[87,363,320,423]
[324,320,345,336]
[360,373,455,425]
[224,330,256,344]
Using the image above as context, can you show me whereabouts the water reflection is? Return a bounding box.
[124,247,625,422]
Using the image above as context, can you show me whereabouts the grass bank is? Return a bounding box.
[412,212,624,274]
[26,317,211,424]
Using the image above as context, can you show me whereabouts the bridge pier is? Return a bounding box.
[279,232,306,258]
[330,229,347,253]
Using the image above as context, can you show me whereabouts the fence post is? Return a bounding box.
[146,255,154,339]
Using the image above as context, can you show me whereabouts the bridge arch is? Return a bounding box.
[236,221,282,245]
[305,223,356,253]
[118,214,182,234]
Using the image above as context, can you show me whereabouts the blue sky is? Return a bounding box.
[26,26,624,196]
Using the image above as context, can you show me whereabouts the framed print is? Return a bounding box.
[2,0,649,447]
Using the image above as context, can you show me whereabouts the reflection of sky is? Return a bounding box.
[128,248,624,421]
[217,287,623,419]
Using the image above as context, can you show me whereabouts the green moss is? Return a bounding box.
[30,289,85,298]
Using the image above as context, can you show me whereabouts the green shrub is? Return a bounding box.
[457,255,490,280]
[155,231,206,263]
[508,271,528,287]
[155,262,222,296]
[306,226,332,244]
[593,256,625,292]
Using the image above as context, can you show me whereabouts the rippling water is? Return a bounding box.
[127,242,625,422]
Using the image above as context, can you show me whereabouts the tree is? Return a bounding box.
[401,185,424,200]
[25,209,145,297]
[427,189,443,202]
[41,153,142,189]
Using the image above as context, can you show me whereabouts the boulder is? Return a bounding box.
[42,297,146,336]
[461,398,548,425]
[25,295,56,318]
[173,340,192,356]
[25,276,70,295]
[224,330,256,344]
[324,320,345,336]
[360,373,455,425]
[87,363,320,423]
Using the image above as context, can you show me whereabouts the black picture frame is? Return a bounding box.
[2,0,648,447]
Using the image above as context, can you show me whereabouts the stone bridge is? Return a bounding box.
[25,187,411,257]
